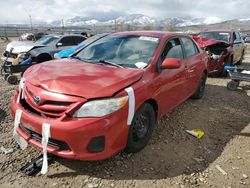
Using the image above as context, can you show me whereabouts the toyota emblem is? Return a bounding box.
[33,96,41,105]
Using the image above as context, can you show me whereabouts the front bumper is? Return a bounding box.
[10,91,130,160]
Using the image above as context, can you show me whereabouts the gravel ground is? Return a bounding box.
[0,38,250,188]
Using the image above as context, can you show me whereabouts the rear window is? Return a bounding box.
[181,37,199,57]
[198,32,230,43]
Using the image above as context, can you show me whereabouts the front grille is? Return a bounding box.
[21,86,74,118]
[19,124,70,151]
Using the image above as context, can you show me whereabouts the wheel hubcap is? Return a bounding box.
[132,113,149,141]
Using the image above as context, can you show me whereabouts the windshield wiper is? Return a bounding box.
[70,56,93,63]
[98,60,124,68]
[70,56,83,61]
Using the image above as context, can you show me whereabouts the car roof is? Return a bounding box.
[45,34,86,38]
[111,31,189,39]
[199,30,234,33]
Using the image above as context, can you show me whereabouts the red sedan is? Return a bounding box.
[11,31,208,160]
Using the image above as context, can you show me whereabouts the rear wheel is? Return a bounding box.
[125,103,156,153]
[191,73,207,99]
[227,80,239,91]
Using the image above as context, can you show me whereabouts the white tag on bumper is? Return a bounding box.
[13,109,28,150]
[41,123,51,175]
[125,87,135,125]
[17,78,25,103]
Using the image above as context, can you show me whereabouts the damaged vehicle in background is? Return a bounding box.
[2,34,86,64]
[11,31,208,160]
[54,33,109,59]
[28,34,86,63]
[194,31,245,76]
[2,35,61,63]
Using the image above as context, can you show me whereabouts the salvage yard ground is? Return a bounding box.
[0,38,250,188]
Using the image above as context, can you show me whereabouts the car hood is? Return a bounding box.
[6,41,45,53]
[193,36,230,49]
[24,59,144,99]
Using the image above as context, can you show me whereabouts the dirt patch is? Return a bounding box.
[0,39,250,188]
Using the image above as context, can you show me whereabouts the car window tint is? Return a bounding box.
[58,36,74,46]
[161,38,183,61]
[59,36,84,46]
[235,32,241,42]
[181,37,198,57]
[74,36,86,45]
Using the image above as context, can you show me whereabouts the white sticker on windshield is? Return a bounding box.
[135,62,148,69]
[139,36,159,42]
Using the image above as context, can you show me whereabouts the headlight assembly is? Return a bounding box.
[73,96,128,118]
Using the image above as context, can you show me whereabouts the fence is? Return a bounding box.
[0,24,147,38]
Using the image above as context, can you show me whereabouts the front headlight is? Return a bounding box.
[73,96,128,118]
[18,53,28,59]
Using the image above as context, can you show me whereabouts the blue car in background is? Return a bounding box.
[54,33,109,59]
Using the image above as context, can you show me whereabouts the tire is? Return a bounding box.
[191,73,207,99]
[221,56,232,77]
[7,75,18,85]
[227,80,239,91]
[125,103,156,153]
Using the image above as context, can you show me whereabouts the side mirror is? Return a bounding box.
[56,42,62,47]
[161,58,181,69]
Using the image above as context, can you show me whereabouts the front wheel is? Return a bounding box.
[125,103,156,153]
[227,80,239,91]
[191,73,207,99]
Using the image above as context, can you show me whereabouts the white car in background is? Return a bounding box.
[1,35,60,63]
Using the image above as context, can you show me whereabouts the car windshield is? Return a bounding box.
[197,32,230,43]
[78,33,108,48]
[75,34,160,68]
[35,36,59,45]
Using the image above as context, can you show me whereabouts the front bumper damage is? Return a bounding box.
[10,85,130,160]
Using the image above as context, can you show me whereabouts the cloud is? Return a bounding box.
[0,0,250,23]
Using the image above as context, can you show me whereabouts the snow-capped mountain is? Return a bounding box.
[160,17,222,27]
[50,14,223,27]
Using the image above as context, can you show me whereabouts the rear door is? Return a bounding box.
[180,37,203,96]
[232,32,243,63]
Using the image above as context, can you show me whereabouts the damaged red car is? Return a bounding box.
[194,31,245,76]
[11,31,208,160]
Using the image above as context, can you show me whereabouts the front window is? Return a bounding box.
[197,32,230,43]
[35,36,59,45]
[75,35,160,68]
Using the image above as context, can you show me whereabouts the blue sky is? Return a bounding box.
[0,0,249,23]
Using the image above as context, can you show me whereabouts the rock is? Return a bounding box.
[110,183,115,187]
[199,177,205,182]
[243,174,248,179]
[88,183,94,188]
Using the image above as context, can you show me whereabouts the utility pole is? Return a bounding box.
[61,19,64,34]
[29,14,33,31]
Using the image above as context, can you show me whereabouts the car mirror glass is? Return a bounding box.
[57,43,63,47]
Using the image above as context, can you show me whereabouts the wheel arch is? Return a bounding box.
[36,53,52,63]
[144,98,158,121]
